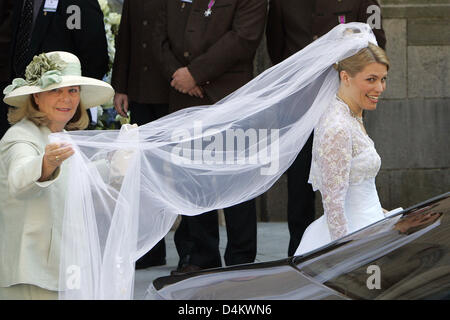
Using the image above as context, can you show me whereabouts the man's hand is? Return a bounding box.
[114,93,129,117]
[188,86,204,99]
[171,67,197,93]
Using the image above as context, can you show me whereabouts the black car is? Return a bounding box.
[146,192,450,300]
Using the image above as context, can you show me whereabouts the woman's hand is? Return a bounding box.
[394,211,441,234]
[110,124,138,178]
[39,143,74,182]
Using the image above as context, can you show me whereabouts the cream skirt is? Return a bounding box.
[0,284,58,300]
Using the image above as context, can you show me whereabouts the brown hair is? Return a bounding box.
[7,94,89,131]
[333,42,390,77]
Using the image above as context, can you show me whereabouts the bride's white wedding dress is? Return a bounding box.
[295,96,385,255]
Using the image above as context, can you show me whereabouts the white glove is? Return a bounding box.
[110,124,139,178]
[384,207,403,217]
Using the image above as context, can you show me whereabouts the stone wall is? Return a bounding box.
[365,0,450,212]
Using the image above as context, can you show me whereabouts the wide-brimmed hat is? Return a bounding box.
[3,51,114,109]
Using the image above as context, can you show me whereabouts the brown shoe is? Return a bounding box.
[170,264,202,276]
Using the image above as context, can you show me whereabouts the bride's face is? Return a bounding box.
[341,62,388,113]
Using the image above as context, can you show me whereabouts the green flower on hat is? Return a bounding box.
[25,52,67,86]
[3,53,68,95]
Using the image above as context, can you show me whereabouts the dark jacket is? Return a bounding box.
[153,0,268,111]
[111,0,168,104]
[266,0,386,65]
[0,0,14,82]
[11,0,108,80]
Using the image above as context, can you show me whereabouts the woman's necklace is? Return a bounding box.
[349,108,363,125]
[336,95,363,125]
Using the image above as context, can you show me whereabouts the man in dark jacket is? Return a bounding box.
[10,0,108,81]
[266,0,387,257]
[111,0,169,269]
[153,0,268,273]
[0,0,14,138]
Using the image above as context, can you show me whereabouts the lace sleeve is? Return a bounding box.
[317,124,352,240]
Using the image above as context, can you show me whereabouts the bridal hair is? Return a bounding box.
[333,42,390,77]
[7,92,89,131]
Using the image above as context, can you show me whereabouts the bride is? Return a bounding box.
[295,43,391,255]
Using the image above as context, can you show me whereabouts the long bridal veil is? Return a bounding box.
[51,23,378,299]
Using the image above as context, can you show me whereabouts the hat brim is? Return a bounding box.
[3,75,115,109]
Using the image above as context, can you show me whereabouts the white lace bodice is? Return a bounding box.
[308,96,381,240]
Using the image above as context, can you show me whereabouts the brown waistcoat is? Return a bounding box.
[152,0,268,111]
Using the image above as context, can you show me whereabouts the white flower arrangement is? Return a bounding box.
[93,0,129,129]
[99,0,120,84]
[98,0,110,14]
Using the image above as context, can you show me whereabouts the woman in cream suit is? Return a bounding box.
[0,51,114,299]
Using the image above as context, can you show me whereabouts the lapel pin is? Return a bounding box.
[204,0,215,17]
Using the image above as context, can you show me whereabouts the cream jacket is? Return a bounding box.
[0,118,67,291]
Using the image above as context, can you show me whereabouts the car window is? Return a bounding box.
[293,193,450,299]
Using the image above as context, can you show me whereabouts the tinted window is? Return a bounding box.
[294,193,450,299]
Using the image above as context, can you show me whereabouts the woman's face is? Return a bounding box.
[33,86,81,129]
[341,62,388,112]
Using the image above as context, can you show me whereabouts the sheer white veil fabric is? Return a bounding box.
[50,23,378,299]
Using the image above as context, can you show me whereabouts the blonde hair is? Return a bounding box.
[8,95,89,131]
[333,42,390,77]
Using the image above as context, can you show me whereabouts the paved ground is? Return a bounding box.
[133,222,290,299]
